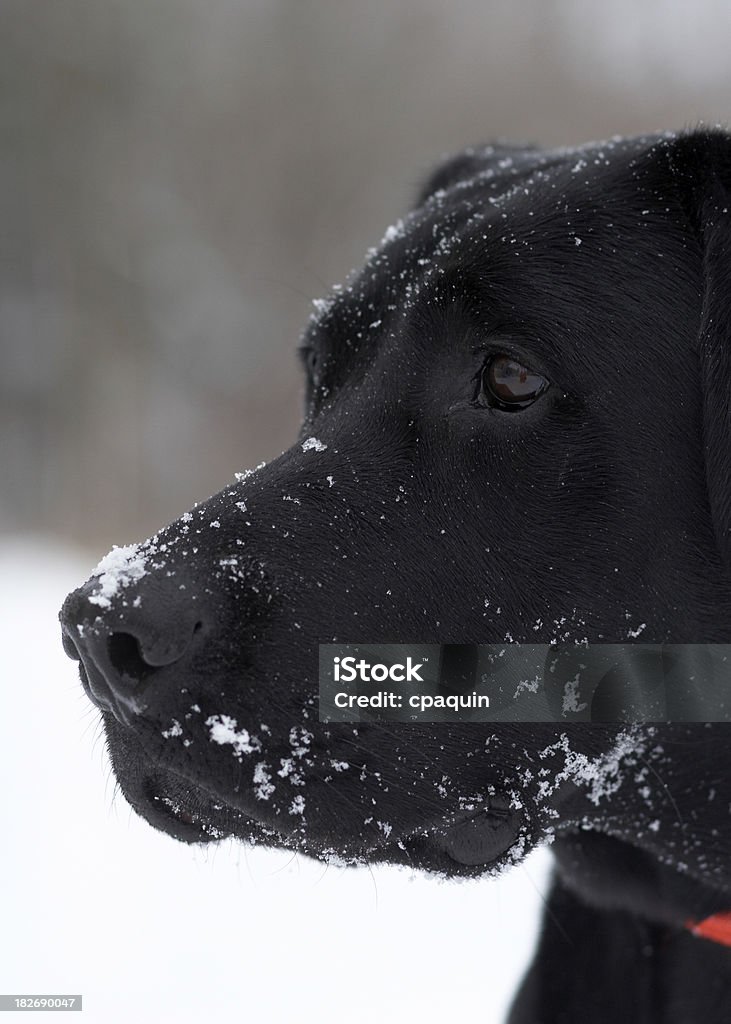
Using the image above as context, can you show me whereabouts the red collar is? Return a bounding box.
[686,911,731,947]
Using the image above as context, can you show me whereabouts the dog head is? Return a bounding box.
[60,130,731,920]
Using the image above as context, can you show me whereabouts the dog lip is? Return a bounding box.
[150,791,228,842]
[431,799,522,867]
[141,771,235,843]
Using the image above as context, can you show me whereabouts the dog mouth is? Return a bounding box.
[139,767,524,875]
[105,704,527,873]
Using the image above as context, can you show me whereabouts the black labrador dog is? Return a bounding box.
[60,129,731,1022]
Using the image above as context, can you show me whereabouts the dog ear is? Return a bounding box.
[415,141,540,207]
[662,131,731,568]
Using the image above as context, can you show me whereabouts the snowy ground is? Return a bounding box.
[0,537,551,1024]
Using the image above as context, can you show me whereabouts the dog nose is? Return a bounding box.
[60,582,205,727]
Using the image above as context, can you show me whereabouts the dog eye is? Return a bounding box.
[479,354,548,411]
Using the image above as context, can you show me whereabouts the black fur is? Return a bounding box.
[60,129,731,1021]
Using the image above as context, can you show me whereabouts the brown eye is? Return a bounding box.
[480,354,549,411]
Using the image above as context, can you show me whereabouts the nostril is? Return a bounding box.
[106,619,203,677]
[108,631,154,683]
